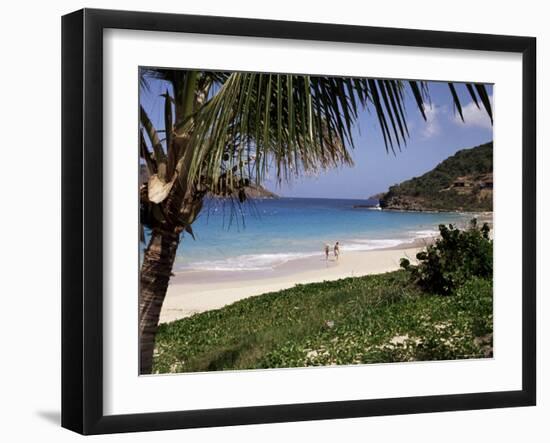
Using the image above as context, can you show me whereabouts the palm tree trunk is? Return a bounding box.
[139,227,181,374]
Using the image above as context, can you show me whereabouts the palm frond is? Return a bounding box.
[447,82,493,124]
[140,105,168,180]
[466,83,481,109]
[474,84,493,124]
[409,81,427,120]
[140,129,157,175]
[183,73,363,192]
[140,69,493,201]
[448,82,465,121]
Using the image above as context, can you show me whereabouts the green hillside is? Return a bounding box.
[380,142,493,212]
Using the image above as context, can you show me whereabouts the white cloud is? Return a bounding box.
[454,95,493,129]
[421,103,441,139]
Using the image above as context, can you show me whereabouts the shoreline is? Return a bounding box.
[159,212,492,324]
[159,236,434,324]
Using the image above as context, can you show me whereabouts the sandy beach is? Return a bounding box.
[159,239,430,323]
[158,208,493,324]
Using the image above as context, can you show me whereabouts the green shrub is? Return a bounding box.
[400,219,492,295]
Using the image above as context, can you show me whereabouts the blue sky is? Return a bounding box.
[140,75,493,199]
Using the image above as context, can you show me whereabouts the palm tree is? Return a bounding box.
[139,69,493,374]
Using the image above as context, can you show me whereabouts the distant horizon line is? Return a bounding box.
[269,139,493,201]
[268,195,378,200]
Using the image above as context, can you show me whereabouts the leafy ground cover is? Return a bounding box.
[153,271,492,373]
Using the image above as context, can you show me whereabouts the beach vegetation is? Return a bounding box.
[153,271,492,373]
[400,219,492,295]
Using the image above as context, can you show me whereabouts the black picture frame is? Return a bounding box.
[61,8,536,435]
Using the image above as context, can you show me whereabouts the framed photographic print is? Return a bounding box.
[61,8,536,435]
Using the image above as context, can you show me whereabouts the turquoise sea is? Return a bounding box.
[147,197,471,272]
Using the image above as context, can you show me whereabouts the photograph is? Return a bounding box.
[138,68,494,375]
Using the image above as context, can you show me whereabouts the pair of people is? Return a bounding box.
[324,242,340,261]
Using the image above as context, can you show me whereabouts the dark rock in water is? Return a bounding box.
[352,198,381,209]
[209,183,278,199]
[353,204,380,209]
[367,192,386,201]
[243,184,279,199]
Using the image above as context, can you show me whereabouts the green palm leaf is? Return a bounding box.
[139,69,493,198]
[140,105,168,180]
[448,83,464,121]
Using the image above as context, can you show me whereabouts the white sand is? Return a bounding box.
[159,245,424,323]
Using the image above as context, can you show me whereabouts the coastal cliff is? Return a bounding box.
[377,142,493,212]
[242,183,279,199]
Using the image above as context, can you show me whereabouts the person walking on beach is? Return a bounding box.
[324,244,330,261]
[334,241,340,261]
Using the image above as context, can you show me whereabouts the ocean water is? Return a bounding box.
[142,197,472,272]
